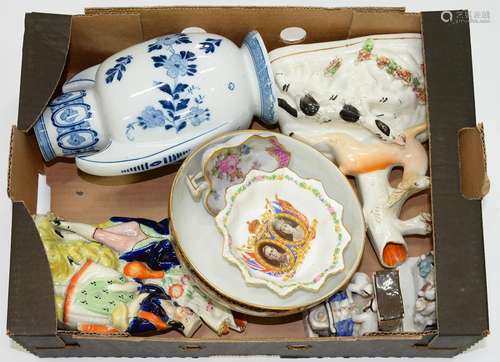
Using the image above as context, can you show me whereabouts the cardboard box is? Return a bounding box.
[7,6,489,357]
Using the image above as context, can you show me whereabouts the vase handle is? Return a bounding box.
[62,64,99,92]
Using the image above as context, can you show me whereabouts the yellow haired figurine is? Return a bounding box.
[34,213,119,285]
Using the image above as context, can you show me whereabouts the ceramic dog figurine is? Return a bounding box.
[34,30,277,176]
[35,214,245,336]
[270,34,431,268]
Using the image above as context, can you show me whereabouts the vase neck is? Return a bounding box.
[241,31,278,126]
[34,88,108,161]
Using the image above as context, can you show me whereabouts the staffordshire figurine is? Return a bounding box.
[270,34,431,268]
[398,252,436,332]
[35,214,244,336]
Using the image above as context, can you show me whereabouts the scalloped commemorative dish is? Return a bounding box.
[186,134,291,215]
[215,168,350,296]
[169,130,365,316]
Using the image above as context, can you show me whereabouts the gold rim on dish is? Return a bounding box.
[168,129,365,313]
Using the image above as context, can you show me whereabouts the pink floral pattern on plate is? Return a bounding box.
[214,153,243,181]
[204,135,291,216]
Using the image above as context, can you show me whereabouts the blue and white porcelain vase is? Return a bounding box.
[34,30,278,176]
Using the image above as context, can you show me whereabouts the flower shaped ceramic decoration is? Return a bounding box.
[215,168,351,296]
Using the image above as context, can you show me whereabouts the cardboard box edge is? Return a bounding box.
[421,10,489,348]
[17,12,71,131]
[7,6,489,358]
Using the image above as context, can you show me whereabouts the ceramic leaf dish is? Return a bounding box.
[215,167,351,296]
[187,134,291,215]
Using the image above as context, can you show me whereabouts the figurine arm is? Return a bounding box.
[53,220,147,252]
[93,221,148,252]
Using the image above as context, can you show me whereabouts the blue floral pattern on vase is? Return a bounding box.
[105,55,133,84]
[125,34,216,141]
[136,106,166,128]
[186,106,210,126]
[200,38,222,54]
[152,51,197,77]
[147,33,192,52]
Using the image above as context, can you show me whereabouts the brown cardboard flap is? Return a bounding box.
[138,7,356,51]
[42,334,454,358]
[84,6,406,16]
[458,124,490,199]
[17,13,71,131]
[8,202,58,338]
[348,10,421,37]
[67,14,143,74]
[67,8,363,73]
[8,127,43,214]
[138,8,352,50]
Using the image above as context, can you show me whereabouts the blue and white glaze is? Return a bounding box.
[34,90,107,160]
[243,31,276,124]
[33,30,278,176]
[105,55,133,83]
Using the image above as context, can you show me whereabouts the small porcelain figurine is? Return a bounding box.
[215,168,350,296]
[304,272,378,337]
[270,34,431,268]
[398,253,436,332]
[35,214,244,336]
[140,265,247,335]
[34,29,277,176]
[187,134,290,215]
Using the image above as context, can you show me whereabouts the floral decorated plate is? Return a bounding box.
[170,130,365,316]
[186,134,290,215]
[216,168,351,296]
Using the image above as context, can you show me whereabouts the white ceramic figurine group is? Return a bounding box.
[34,28,435,337]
